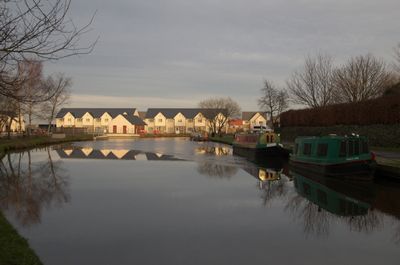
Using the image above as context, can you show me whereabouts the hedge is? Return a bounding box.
[280,94,400,127]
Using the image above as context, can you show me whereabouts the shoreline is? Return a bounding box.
[0,135,94,158]
[208,136,400,177]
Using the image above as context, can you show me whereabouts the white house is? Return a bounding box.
[0,111,25,133]
[144,108,228,134]
[56,108,146,134]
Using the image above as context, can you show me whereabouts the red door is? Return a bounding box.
[113,125,117,133]
[123,125,127,134]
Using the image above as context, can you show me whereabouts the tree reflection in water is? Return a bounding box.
[0,147,69,226]
[197,161,238,179]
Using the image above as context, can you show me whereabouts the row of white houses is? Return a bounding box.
[55,108,269,135]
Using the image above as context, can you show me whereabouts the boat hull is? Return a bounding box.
[233,144,289,162]
[289,158,376,181]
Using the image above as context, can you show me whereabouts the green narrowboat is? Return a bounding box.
[232,131,289,161]
[290,135,376,180]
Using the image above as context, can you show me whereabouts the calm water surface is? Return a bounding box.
[1,138,399,265]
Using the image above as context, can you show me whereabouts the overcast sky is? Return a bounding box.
[44,0,400,111]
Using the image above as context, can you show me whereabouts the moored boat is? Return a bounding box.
[232,131,289,161]
[289,135,376,180]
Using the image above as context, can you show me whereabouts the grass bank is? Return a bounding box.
[0,135,93,157]
[209,135,234,145]
[0,134,93,264]
[0,212,43,265]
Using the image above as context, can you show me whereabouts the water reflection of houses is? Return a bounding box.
[56,147,184,161]
[195,146,232,156]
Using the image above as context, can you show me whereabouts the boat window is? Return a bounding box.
[317,143,328,157]
[317,189,327,205]
[361,139,369,153]
[294,144,298,154]
[303,143,312,156]
[348,140,354,156]
[303,183,311,196]
[354,140,360,155]
[339,141,347,157]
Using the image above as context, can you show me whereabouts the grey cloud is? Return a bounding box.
[46,0,400,110]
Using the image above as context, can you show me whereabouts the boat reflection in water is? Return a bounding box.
[56,146,185,161]
[287,169,400,240]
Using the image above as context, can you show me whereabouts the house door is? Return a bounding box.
[113,125,117,133]
[123,125,127,134]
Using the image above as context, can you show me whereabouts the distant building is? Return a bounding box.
[55,108,146,134]
[227,119,244,133]
[241,111,268,131]
[144,108,228,134]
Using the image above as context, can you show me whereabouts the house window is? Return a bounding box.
[317,143,328,157]
[148,119,154,122]
[303,143,312,156]
[60,118,64,122]
[187,119,193,123]
[158,119,163,122]
[105,118,109,122]
[67,118,72,122]
[177,119,182,123]
[259,121,263,125]
[76,118,82,122]
[86,118,90,122]
[198,119,203,123]
[95,118,101,122]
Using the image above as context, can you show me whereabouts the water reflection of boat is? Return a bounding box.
[292,171,373,216]
[56,147,184,161]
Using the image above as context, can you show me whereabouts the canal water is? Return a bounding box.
[1,138,399,265]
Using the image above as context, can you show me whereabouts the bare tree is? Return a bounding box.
[258,79,288,129]
[287,53,334,108]
[17,59,44,133]
[40,73,71,133]
[332,54,394,103]
[198,97,241,135]
[0,0,96,101]
[394,43,400,74]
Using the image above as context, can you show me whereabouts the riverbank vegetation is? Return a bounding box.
[0,212,43,265]
[0,135,93,157]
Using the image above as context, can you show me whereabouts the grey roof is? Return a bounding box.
[242,111,267,121]
[145,108,227,119]
[121,115,147,126]
[56,108,137,119]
